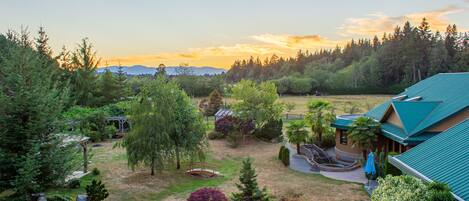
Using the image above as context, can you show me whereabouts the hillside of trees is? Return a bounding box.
[227,19,469,95]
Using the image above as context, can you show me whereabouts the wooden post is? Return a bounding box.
[81,140,88,173]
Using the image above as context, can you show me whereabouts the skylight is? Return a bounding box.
[405,96,423,101]
[392,94,408,100]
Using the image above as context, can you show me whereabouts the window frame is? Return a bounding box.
[339,130,348,145]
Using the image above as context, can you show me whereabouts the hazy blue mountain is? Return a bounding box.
[97,65,226,76]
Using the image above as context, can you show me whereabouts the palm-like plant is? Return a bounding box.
[286,120,309,154]
[348,116,380,159]
[304,100,335,146]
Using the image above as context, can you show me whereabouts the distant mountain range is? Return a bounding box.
[97,65,226,76]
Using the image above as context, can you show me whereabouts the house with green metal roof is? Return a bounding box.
[389,119,469,201]
[331,72,469,200]
[332,72,469,161]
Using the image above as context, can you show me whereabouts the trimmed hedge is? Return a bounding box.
[278,146,290,166]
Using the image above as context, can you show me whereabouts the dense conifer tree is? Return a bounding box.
[0,31,79,199]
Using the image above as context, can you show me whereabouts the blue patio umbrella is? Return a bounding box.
[364,152,376,176]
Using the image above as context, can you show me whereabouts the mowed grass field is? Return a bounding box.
[195,95,392,115]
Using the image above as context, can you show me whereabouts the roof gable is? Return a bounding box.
[392,101,440,134]
[393,119,469,200]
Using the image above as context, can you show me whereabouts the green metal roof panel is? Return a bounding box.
[392,101,440,134]
[381,123,407,144]
[395,119,469,200]
[365,73,469,137]
[366,100,391,120]
[403,132,438,145]
[331,114,362,129]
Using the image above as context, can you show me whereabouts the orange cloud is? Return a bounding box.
[104,34,345,68]
[104,43,287,68]
[251,34,342,49]
[340,5,463,36]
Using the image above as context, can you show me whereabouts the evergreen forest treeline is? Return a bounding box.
[226,19,469,95]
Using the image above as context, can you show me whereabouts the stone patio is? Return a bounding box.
[286,143,368,184]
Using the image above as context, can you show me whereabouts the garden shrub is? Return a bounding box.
[208,131,225,140]
[255,118,283,141]
[105,125,118,138]
[239,119,255,135]
[85,179,109,201]
[372,175,454,201]
[385,152,402,176]
[427,182,454,201]
[278,146,285,160]
[67,178,80,189]
[278,146,290,166]
[215,116,239,135]
[187,188,228,201]
[371,175,429,201]
[227,131,243,148]
[92,167,100,176]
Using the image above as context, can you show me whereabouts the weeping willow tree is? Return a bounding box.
[120,75,206,175]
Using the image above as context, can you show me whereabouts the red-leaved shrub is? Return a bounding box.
[187,188,228,201]
[215,116,239,135]
[215,116,255,135]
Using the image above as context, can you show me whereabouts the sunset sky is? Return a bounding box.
[1,0,469,69]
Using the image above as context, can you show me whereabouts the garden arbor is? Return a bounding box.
[106,116,130,134]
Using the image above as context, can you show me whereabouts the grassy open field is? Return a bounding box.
[48,95,391,200]
[195,95,392,115]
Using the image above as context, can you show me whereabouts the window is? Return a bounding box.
[339,130,348,145]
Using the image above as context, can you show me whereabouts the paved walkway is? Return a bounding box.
[320,168,367,184]
[285,143,319,173]
[285,143,367,184]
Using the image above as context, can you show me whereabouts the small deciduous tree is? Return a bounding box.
[120,76,206,174]
[304,100,335,146]
[231,158,270,201]
[348,116,380,159]
[232,80,283,129]
[286,120,309,154]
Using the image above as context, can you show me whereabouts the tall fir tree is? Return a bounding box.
[206,89,223,116]
[70,38,101,106]
[98,69,119,105]
[115,64,129,100]
[0,33,79,199]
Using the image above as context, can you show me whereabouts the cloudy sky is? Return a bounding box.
[1,0,468,68]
